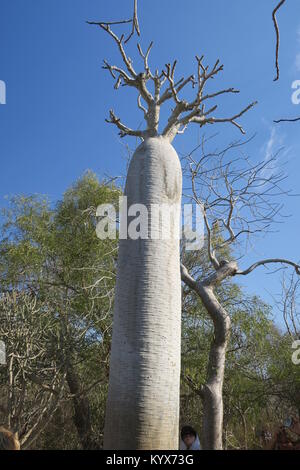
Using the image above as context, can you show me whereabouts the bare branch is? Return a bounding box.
[161,55,257,141]
[137,41,154,78]
[89,3,256,140]
[202,88,240,102]
[158,75,195,105]
[272,0,286,81]
[278,272,300,337]
[94,23,137,79]
[193,101,258,135]
[137,94,147,117]
[162,62,181,104]
[203,205,220,270]
[87,19,132,26]
[236,259,300,276]
[274,116,300,123]
[102,60,133,89]
[87,0,140,45]
[182,374,204,400]
[105,109,145,138]
[125,0,141,44]
[182,135,293,273]
[181,263,197,290]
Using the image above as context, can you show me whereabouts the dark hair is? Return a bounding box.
[0,427,20,450]
[181,425,197,440]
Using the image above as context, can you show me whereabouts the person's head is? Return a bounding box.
[0,427,20,450]
[181,425,197,448]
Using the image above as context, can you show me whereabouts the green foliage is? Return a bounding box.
[0,173,298,449]
[181,267,299,449]
[0,172,120,449]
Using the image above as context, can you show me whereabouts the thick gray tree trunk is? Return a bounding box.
[104,136,182,450]
[89,7,257,449]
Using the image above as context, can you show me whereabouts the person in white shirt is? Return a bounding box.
[180,425,201,450]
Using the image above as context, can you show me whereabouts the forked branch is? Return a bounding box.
[125,0,141,43]
[161,55,257,141]
[88,0,257,141]
[105,109,145,138]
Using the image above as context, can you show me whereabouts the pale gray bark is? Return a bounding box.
[104,137,182,449]
[89,3,257,450]
[181,137,300,449]
[181,262,237,449]
[200,286,230,450]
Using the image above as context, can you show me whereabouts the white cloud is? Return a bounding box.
[261,127,285,162]
[260,126,291,178]
[264,127,277,160]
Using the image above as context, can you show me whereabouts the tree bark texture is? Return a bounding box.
[104,136,182,450]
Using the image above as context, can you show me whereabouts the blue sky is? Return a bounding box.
[0,0,300,322]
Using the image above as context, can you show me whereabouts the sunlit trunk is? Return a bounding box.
[104,136,182,450]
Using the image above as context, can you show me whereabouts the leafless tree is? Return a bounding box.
[277,272,300,338]
[87,5,257,143]
[88,0,257,450]
[180,135,300,449]
[0,291,66,449]
[0,185,117,449]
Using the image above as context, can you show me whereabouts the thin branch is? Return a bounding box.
[137,94,147,118]
[86,0,140,46]
[274,116,300,123]
[137,41,154,77]
[161,54,257,141]
[125,0,141,44]
[158,75,195,105]
[88,3,256,140]
[236,258,300,276]
[272,0,286,81]
[181,263,197,290]
[195,101,258,135]
[182,374,204,400]
[105,109,145,138]
[202,207,220,270]
[86,20,132,26]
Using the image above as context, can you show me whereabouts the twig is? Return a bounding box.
[272,0,286,81]
[236,258,300,276]
[274,116,300,123]
[125,0,141,43]
[86,20,132,26]
[105,109,145,138]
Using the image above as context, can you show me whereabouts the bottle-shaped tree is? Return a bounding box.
[89,1,256,450]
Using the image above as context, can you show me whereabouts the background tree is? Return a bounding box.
[180,136,300,448]
[0,291,66,449]
[0,173,119,449]
[0,171,298,449]
[181,267,300,449]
